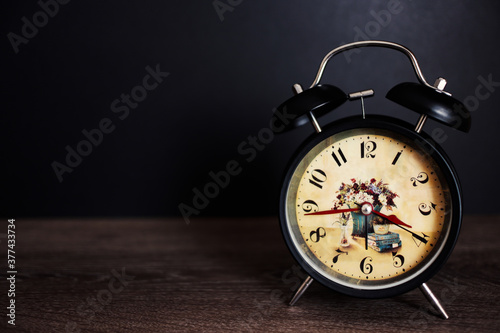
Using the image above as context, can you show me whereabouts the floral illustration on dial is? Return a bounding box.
[333,178,399,242]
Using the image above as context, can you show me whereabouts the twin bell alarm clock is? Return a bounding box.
[274,41,471,319]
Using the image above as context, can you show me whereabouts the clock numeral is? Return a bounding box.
[392,252,405,268]
[392,150,403,165]
[309,227,326,243]
[331,147,347,166]
[301,200,318,213]
[360,256,373,275]
[410,172,429,186]
[309,169,327,189]
[361,141,377,158]
[418,202,437,216]
[332,248,348,264]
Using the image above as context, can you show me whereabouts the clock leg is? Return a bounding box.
[289,275,314,306]
[419,283,449,319]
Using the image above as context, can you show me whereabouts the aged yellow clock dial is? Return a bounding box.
[284,126,453,291]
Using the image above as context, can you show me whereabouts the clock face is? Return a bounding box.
[281,117,461,297]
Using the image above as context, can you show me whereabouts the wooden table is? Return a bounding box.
[2,216,499,332]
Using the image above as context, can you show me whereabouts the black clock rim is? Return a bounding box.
[279,115,463,299]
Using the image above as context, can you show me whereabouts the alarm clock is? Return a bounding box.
[274,41,470,319]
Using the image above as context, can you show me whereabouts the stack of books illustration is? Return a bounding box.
[367,232,401,252]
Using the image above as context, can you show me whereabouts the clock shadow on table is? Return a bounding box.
[285,281,446,329]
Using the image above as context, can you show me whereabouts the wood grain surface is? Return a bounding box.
[1,216,499,332]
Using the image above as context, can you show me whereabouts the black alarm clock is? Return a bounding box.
[274,41,470,319]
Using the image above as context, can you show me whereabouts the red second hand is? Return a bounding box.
[305,208,359,216]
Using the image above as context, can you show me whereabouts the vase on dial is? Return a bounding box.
[350,204,381,237]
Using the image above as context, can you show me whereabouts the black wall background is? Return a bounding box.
[2,0,499,218]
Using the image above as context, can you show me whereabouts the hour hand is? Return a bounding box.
[370,210,428,243]
[372,211,412,228]
[305,208,359,216]
[352,202,412,228]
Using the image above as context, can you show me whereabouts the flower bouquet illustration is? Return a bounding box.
[333,178,402,251]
